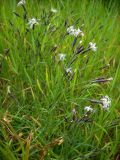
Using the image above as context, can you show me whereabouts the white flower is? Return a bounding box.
[67,26,83,37]
[28,18,39,29]
[66,67,72,74]
[89,42,97,52]
[51,8,58,13]
[84,106,93,112]
[100,95,111,110]
[107,77,113,81]
[67,26,74,33]
[73,28,82,37]
[72,108,77,114]
[58,54,66,61]
[17,0,26,7]
[79,40,82,44]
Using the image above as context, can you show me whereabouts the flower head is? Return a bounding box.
[58,54,66,61]
[51,8,58,13]
[66,67,73,74]
[72,108,77,115]
[84,106,93,112]
[89,42,97,52]
[79,40,82,44]
[100,95,111,110]
[67,26,74,33]
[67,26,83,37]
[28,18,39,29]
[107,77,113,81]
[17,0,26,7]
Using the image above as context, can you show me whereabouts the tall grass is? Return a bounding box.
[0,0,120,159]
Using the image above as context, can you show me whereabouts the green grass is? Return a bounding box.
[0,0,120,159]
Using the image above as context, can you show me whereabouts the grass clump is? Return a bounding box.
[0,0,120,159]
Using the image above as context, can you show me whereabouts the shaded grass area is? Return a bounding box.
[0,0,120,159]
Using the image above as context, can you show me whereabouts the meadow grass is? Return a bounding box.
[0,0,120,159]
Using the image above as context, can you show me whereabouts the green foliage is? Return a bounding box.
[0,0,120,159]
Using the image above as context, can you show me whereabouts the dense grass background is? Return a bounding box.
[0,0,120,159]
